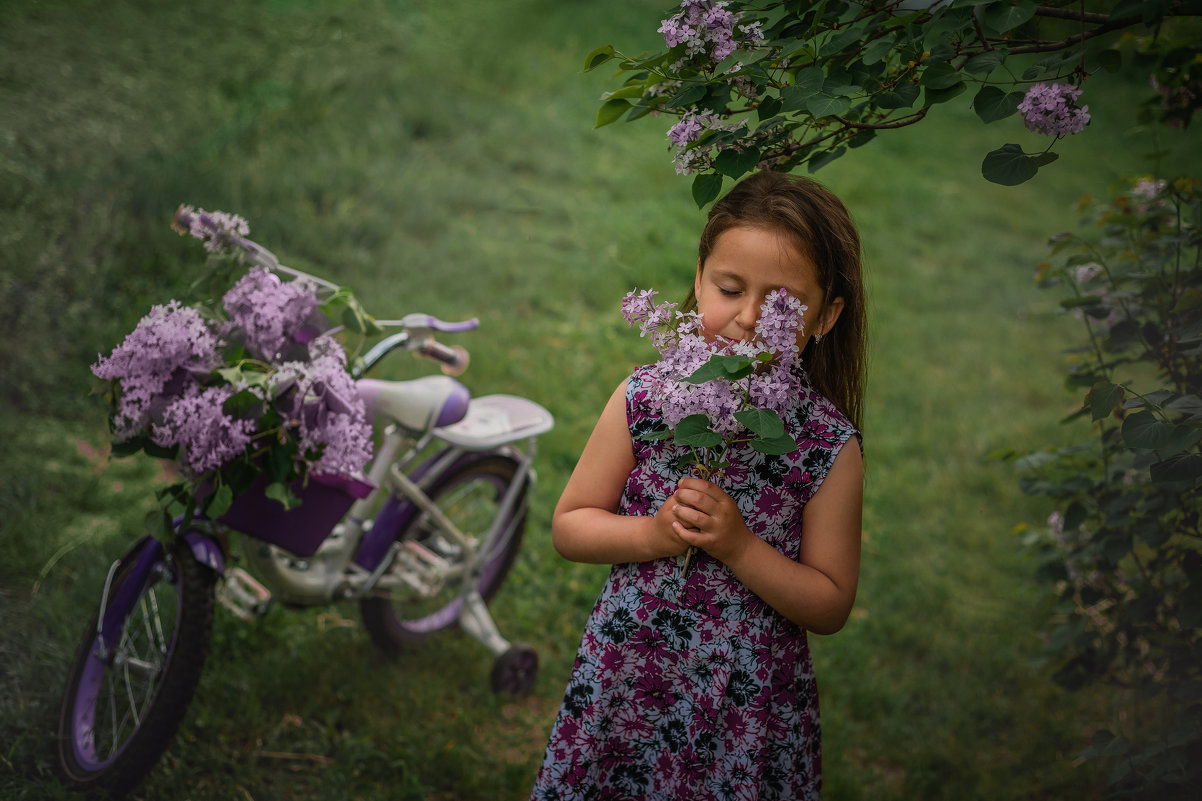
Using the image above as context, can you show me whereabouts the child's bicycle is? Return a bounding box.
[55,239,554,797]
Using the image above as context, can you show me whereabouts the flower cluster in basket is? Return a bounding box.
[92,206,377,535]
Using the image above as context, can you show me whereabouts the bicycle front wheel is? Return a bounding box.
[360,454,526,651]
[57,537,217,797]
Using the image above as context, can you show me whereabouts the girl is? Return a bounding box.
[532,172,866,800]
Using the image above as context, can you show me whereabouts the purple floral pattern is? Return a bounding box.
[532,365,859,800]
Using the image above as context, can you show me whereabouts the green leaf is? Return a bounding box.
[675,414,723,449]
[920,63,963,90]
[594,98,630,128]
[735,408,786,439]
[861,35,896,66]
[583,45,615,72]
[972,85,1022,123]
[808,145,846,173]
[665,83,707,109]
[1151,453,1202,487]
[1087,381,1122,422]
[684,354,756,384]
[923,81,966,105]
[1029,151,1059,168]
[222,389,263,420]
[265,481,298,510]
[636,428,673,442]
[205,484,234,518]
[876,82,920,109]
[806,94,851,117]
[756,95,782,121]
[341,306,364,333]
[1121,410,1176,450]
[962,49,1008,77]
[981,144,1037,186]
[715,146,761,179]
[692,172,724,208]
[792,66,826,96]
[751,432,798,455]
[984,0,1036,34]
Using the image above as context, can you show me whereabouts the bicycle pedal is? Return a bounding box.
[218,567,272,621]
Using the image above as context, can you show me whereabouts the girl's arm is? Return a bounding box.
[672,440,863,634]
[552,380,692,564]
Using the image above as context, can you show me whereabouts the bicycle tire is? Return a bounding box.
[57,536,217,797]
[360,454,527,652]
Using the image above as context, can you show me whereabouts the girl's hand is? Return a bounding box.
[669,477,755,565]
[651,493,693,559]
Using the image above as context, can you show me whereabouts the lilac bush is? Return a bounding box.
[93,206,375,528]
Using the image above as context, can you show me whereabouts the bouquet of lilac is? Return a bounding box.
[92,206,376,535]
[622,286,807,572]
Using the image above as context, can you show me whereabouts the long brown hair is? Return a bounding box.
[685,172,867,430]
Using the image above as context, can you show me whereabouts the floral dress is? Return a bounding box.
[531,365,860,801]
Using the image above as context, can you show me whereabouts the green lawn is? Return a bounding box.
[2,1,1198,799]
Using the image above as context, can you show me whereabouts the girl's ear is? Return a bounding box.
[694,259,704,300]
[819,296,846,337]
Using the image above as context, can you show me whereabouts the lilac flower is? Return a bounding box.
[222,267,322,360]
[172,205,251,255]
[666,109,747,175]
[658,0,757,64]
[1132,177,1167,200]
[1017,82,1091,137]
[272,336,374,477]
[152,384,257,475]
[622,286,807,438]
[92,301,220,440]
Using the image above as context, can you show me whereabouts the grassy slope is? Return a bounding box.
[2,1,1198,799]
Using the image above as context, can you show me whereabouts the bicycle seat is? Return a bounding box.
[356,376,470,430]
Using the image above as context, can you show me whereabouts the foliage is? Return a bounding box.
[586,0,1202,203]
[91,207,378,538]
[1005,176,1202,797]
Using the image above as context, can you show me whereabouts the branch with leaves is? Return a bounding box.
[587,0,1202,204]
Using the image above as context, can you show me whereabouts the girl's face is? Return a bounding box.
[694,225,844,346]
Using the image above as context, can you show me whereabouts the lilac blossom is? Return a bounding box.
[152,384,258,475]
[172,204,251,255]
[222,267,322,360]
[666,109,748,175]
[272,336,374,478]
[92,301,220,440]
[1017,82,1091,137]
[658,1,755,63]
[622,286,807,438]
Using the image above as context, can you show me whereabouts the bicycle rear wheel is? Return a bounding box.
[360,454,526,651]
[57,537,217,797]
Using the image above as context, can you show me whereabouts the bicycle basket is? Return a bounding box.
[218,472,375,557]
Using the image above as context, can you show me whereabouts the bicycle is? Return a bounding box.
[55,236,554,797]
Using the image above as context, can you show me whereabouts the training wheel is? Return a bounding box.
[490,643,539,697]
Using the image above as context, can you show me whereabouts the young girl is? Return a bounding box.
[531,171,866,800]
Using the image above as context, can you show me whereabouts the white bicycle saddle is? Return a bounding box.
[356,376,470,431]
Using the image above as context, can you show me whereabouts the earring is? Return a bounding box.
[814,332,824,343]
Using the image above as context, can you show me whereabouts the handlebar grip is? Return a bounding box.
[417,339,470,376]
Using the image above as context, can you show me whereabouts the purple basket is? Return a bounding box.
[218,473,375,557]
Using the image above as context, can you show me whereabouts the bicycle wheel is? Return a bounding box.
[57,536,217,797]
[360,454,526,651]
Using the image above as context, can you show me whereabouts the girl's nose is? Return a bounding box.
[735,298,758,334]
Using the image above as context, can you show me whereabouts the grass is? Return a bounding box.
[2,1,1200,799]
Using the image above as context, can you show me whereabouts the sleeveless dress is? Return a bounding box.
[531,365,860,801]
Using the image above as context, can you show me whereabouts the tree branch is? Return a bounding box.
[831,108,929,130]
